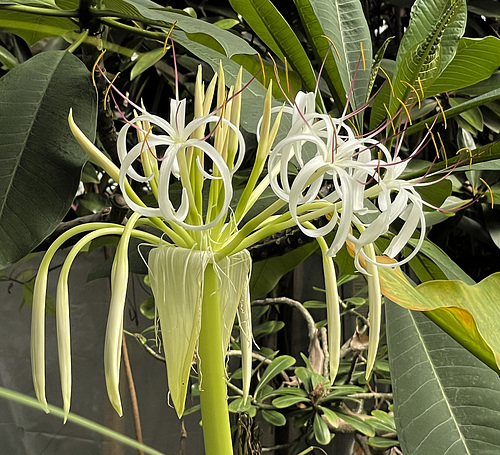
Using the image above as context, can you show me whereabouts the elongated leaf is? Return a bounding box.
[103,0,255,58]
[403,87,500,140]
[0,51,97,269]
[229,0,285,60]
[254,355,296,399]
[390,0,466,117]
[250,238,317,299]
[262,409,287,426]
[314,412,332,445]
[378,264,500,373]
[408,238,474,283]
[0,9,75,44]
[396,0,466,73]
[427,37,500,96]
[295,0,372,114]
[229,0,317,94]
[386,302,500,455]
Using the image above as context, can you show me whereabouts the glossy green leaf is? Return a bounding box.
[130,48,165,80]
[337,412,375,436]
[403,88,500,147]
[262,409,287,426]
[103,0,256,58]
[272,395,309,408]
[254,355,296,399]
[319,406,339,428]
[395,0,466,75]
[252,320,285,339]
[407,238,474,283]
[0,9,75,44]
[172,29,280,135]
[378,264,500,373]
[450,98,484,131]
[313,412,332,445]
[0,51,97,269]
[386,301,500,455]
[250,239,317,299]
[230,0,319,94]
[294,0,372,114]
[213,18,239,30]
[229,0,284,60]
[0,44,18,69]
[367,437,399,449]
[390,0,466,117]
[427,37,500,96]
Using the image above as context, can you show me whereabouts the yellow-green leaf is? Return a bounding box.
[378,263,500,374]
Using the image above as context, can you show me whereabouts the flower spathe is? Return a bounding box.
[148,246,252,417]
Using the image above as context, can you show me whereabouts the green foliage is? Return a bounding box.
[387,302,500,455]
[0,51,97,269]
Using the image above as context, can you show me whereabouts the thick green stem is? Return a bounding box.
[198,264,233,455]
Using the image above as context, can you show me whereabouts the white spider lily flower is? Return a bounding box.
[354,157,426,269]
[117,97,245,231]
[148,245,252,417]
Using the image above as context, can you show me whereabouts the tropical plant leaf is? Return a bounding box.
[250,239,317,299]
[254,355,296,399]
[229,0,318,96]
[427,37,500,97]
[294,0,372,115]
[262,409,287,426]
[0,50,97,270]
[102,0,256,58]
[378,263,500,373]
[386,301,500,455]
[0,9,75,44]
[313,412,332,445]
[389,0,466,118]
[395,0,466,74]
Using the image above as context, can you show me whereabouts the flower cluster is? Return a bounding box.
[31,60,432,427]
[268,90,427,271]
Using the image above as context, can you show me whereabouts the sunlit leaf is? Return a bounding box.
[378,262,500,373]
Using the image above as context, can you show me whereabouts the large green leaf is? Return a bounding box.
[102,0,255,58]
[0,9,75,44]
[396,0,466,74]
[386,302,500,455]
[295,0,372,115]
[427,37,500,97]
[378,264,500,373]
[0,51,97,269]
[389,0,466,117]
[229,0,317,95]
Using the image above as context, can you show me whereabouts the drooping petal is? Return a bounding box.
[104,213,141,416]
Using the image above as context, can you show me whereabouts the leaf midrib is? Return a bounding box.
[0,52,65,222]
[410,311,472,455]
